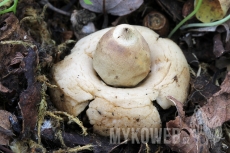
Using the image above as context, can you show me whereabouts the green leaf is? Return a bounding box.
[84,0,93,5]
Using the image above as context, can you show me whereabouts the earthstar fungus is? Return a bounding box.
[93,25,151,87]
[50,24,190,138]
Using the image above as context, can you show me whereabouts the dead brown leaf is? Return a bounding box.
[0,13,34,102]
[0,13,19,41]
[166,96,210,153]
[166,72,230,152]
[0,110,17,145]
[213,33,225,58]
[18,47,41,138]
[0,82,12,93]
[19,83,41,138]
[0,13,28,77]
[195,72,230,129]
[188,75,220,106]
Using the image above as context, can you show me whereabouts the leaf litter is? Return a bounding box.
[166,72,230,153]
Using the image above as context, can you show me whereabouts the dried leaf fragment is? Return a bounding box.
[197,72,230,129]
[0,82,12,93]
[166,97,210,153]
[166,72,230,152]
[18,47,41,138]
[0,13,19,41]
[0,110,17,145]
[167,117,209,153]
